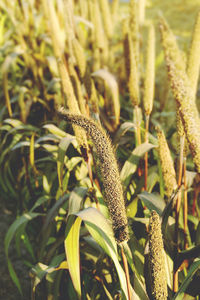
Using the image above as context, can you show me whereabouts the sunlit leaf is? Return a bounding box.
[77,208,129,299]
[64,215,82,299]
[43,124,68,138]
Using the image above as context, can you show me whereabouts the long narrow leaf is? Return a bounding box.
[64,215,82,299]
[5,213,42,293]
[173,258,200,300]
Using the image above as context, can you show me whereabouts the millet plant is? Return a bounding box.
[1,0,200,299]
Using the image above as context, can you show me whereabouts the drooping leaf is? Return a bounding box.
[31,256,67,291]
[138,191,166,215]
[92,69,120,129]
[120,143,156,187]
[30,195,51,212]
[68,186,88,215]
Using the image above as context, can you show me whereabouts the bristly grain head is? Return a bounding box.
[148,210,168,300]
[57,108,129,243]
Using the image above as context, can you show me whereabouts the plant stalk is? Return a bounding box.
[135,105,141,146]
[183,158,188,249]
[173,135,184,292]
[121,245,132,300]
[144,115,149,190]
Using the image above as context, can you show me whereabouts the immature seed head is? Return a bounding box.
[160,17,200,173]
[148,210,168,300]
[187,11,200,98]
[99,0,113,38]
[123,26,140,107]
[143,24,155,116]
[156,127,177,198]
[71,38,86,79]
[57,108,129,243]
[83,69,99,115]
[129,0,139,65]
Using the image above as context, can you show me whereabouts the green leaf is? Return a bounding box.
[5,213,42,293]
[147,168,159,192]
[173,258,200,300]
[77,207,117,255]
[127,197,138,218]
[120,143,156,187]
[65,208,131,299]
[4,119,38,131]
[64,215,82,299]
[43,124,68,139]
[12,141,33,150]
[57,136,75,188]
[77,208,129,300]
[31,257,68,291]
[21,231,36,261]
[39,194,69,259]
[138,191,166,215]
[30,195,51,212]
[92,69,120,127]
[66,157,82,172]
[0,133,22,164]
[68,187,88,215]
[123,242,149,300]
[7,259,22,295]
[114,122,135,145]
